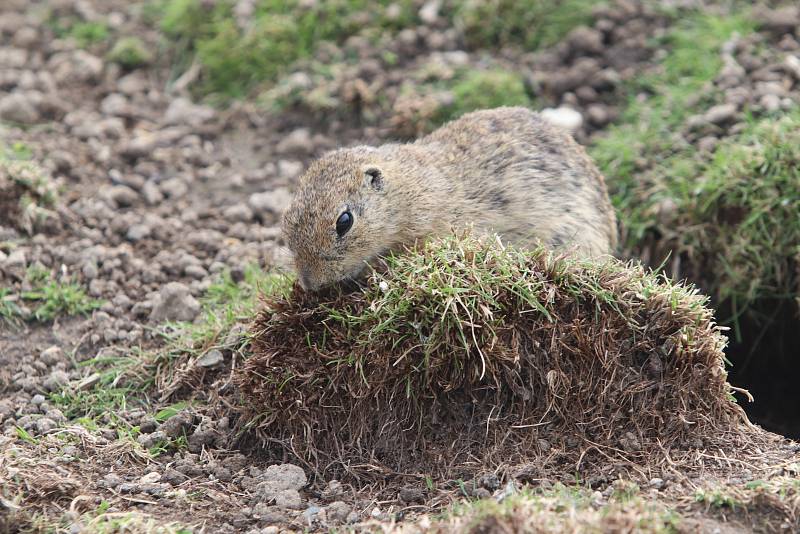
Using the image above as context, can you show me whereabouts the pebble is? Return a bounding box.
[540,106,584,133]
[0,92,40,124]
[325,501,352,523]
[106,185,139,208]
[164,97,215,127]
[276,128,313,154]
[149,282,200,322]
[253,464,308,501]
[704,103,737,125]
[42,370,69,392]
[248,188,292,218]
[35,417,57,434]
[39,346,64,366]
[196,349,224,368]
[274,489,303,510]
[126,223,151,242]
[223,203,254,223]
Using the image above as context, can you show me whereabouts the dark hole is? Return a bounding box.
[724,299,800,439]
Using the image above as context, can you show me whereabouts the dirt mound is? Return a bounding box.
[235,234,753,481]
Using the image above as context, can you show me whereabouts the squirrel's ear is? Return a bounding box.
[363,166,384,191]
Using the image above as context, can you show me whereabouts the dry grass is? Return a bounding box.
[235,233,754,482]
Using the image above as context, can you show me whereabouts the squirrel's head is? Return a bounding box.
[282,147,401,291]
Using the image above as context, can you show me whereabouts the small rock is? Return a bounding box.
[274,489,303,510]
[140,471,162,484]
[160,411,194,438]
[39,346,64,366]
[43,370,69,392]
[567,26,604,55]
[161,467,189,486]
[277,160,304,179]
[106,185,139,208]
[540,106,583,133]
[761,93,781,112]
[755,6,800,35]
[136,430,167,449]
[399,487,425,503]
[184,264,208,280]
[325,501,351,523]
[142,181,164,205]
[248,188,292,218]
[31,394,46,406]
[0,93,39,124]
[187,427,218,453]
[35,417,57,434]
[276,128,313,154]
[784,55,800,81]
[126,223,151,242]
[223,203,253,223]
[253,464,308,501]
[586,104,610,126]
[3,249,26,270]
[160,177,188,199]
[149,282,200,322]
[165,97,215,127]
[101,473,124,489]
[649,477,665,490]
[196,349,224,368]
[704,103,737,125]
[419,0,441,25]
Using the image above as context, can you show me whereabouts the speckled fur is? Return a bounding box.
[282,107,618,290]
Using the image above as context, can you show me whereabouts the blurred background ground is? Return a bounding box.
[1,0,799,532]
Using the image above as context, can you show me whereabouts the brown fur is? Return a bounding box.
[282,107,618,290]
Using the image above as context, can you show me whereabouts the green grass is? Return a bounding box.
[51,19,110,47]
[453,0,597,50]
[20,266,101,322]
[437,69,534,123]
[154,0,598,99]
[108,37,154,69]
[432,483,679,533]
[588,9,799,326]
[590,13,756,247]
[154,0,417,98]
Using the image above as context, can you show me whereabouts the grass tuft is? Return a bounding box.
[236,232,747,480]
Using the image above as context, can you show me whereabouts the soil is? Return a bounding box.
[1,1,799,533]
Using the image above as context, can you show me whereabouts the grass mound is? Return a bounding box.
[236,234,750,480]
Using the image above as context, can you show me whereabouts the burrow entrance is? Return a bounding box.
[725,299,800,439]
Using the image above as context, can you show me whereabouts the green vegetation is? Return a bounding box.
[0,142,59,235]
[590,13,756,247]
[19,266,101,322]
[154,0,417,97]
[454,0,596,50]
[153,0,597,99]
[438,69,533,123]
[675,114,800,318]
[108,37,154,69]
[52,19,110,47]
[432,483,679,533]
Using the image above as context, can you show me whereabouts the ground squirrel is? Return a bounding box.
[282,107,618,291]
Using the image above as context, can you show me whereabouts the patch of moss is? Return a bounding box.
[52,20,110,47]
[108,37,154,69]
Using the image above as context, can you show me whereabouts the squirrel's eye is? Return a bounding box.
[336,210,353,237]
